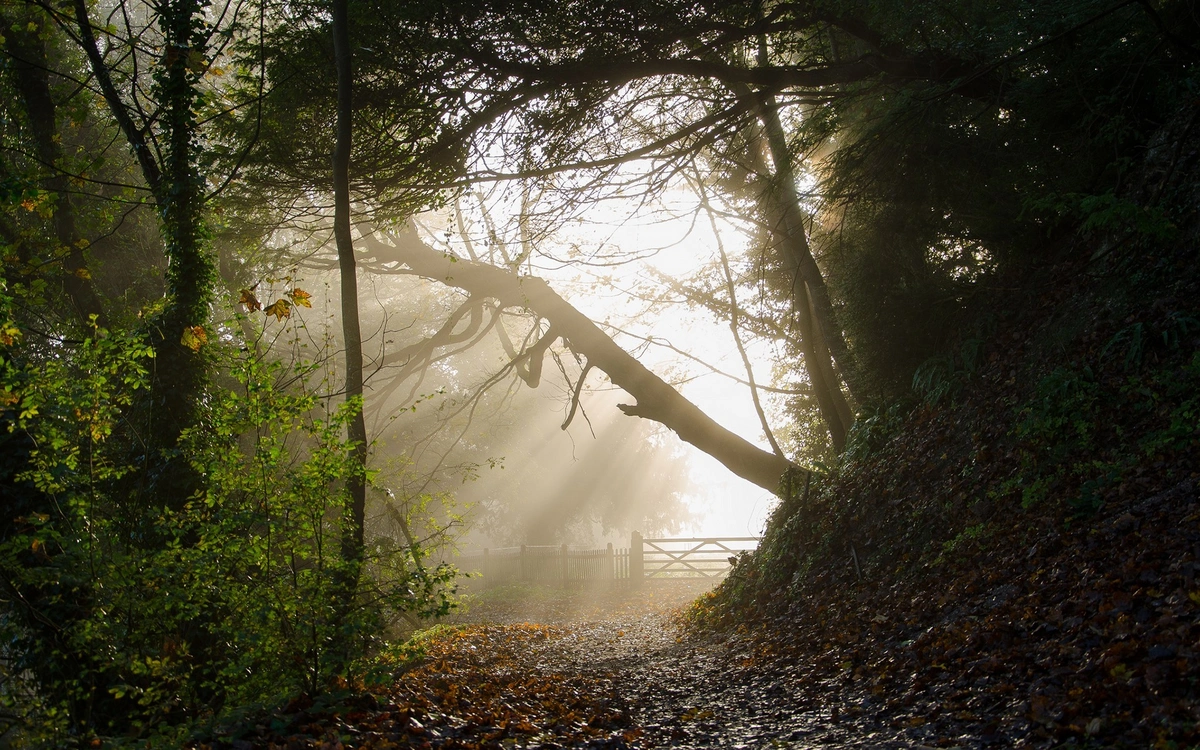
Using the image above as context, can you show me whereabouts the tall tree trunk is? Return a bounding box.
[145,0,214,499]
[332,0,368,570]
[63,6,210,491]
[3,22,106,327]
[723,70,856,449]
[754,162,854,450]
[70,0,214,489]
[755,95,862,408]
[727,88,854,450]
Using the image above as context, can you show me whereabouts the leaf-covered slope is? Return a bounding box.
[697,115,1200,747]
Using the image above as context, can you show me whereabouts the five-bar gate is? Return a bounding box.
[630,531,759,583]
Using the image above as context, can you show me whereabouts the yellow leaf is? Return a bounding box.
[287,288,312,308]
[0,324,19,346]
[180,325,207,352]
[74,267,91,280]
[263,299,291,320]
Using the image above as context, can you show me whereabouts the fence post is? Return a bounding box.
[630,531,643,588]
[561,544,569,589]
[606,542,614,584]
[520,544,527,583]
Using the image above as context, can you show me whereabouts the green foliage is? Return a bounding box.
[1023,191,1177,246]
[937,522,989,564]
[1008,340,1200,514]
[1011,366,1101,508]
[0,321,457,745]
[178,355,368,704]
[355,624,465,688]
[841,399,914,463]
[811,0,1196,395]
[912,338,983,406]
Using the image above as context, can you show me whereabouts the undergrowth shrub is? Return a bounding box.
[0,311,456,747]
[1007,316,1200,515]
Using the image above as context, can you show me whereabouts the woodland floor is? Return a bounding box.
[199,473,1200,750]
[205,578,1039,750]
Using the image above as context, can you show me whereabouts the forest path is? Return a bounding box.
[229,581,919,748]
[408,581,905,749]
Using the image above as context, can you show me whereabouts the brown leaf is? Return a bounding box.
[238,288,262,312]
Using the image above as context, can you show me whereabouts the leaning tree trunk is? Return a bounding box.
[756,174,854,451]
[722,75,856,449]
[332,0,368,570]
[359,231,794,492]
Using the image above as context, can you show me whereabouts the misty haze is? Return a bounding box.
[2,0,1196,747]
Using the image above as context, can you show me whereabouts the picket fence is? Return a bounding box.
[456,532,759,588]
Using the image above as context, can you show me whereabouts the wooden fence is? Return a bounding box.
[456,532,758,588]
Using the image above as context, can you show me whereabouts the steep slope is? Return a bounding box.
[696,104,1200,748]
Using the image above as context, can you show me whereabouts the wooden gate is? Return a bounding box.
[632,532,760,582]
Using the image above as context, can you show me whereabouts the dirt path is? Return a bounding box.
[223,581,925,748]
[427,581,912,749]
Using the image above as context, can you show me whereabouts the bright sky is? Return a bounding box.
[436,179,786,538]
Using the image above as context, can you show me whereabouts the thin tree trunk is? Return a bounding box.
[332,0,367,568]
[791,268,850,450]
[729,93,853,449]
[723,75,856,448]
[693,167,785,459]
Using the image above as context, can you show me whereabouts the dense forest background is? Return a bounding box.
[1,0,1197,745]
